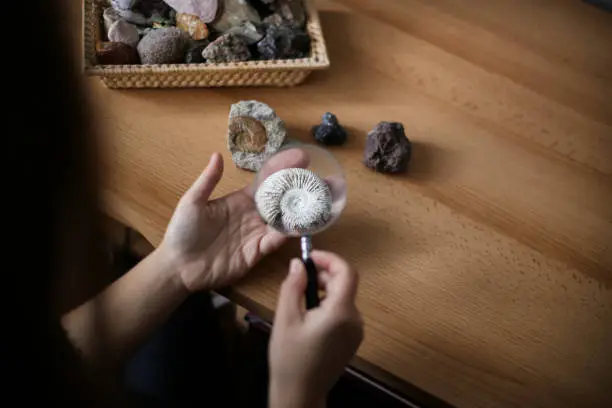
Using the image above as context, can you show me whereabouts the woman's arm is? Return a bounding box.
[61,152,291,365]
[61,245,187,365]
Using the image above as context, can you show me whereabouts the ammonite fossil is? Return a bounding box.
[228,116,268,153]
[227,100,287,172]
[255,168,332,234]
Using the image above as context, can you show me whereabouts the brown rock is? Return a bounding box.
[176,13,209,40]
[96,41,140,65]
[363,122,412,173]
[229,116,268,153]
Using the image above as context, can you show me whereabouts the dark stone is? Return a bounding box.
[363,122,412,173]
[201,33,251,62]
[262,13,286,27]
[132,0,172,18]
[311,112,347,146]
[257,24,310,60]
[272,0,306,27]
[185,44,207,63]
[96,41,140,65]
[247,0,275,18]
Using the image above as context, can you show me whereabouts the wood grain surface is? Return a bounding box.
[81,1,612,407]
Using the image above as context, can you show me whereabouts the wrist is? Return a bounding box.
[154,243,196,296]
[269,380,326,408]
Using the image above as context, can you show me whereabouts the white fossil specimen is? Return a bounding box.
[255,168,332,234]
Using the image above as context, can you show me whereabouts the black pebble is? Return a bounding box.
[185,44,207,63]
[311,112,348,146]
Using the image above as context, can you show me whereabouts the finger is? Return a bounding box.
[186,153,224,203]
[310,250,358,306]
[275,259,307,324]
[318,270,332,288]
[246,148,310,196]
[259,226,288,257]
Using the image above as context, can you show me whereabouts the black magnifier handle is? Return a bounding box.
[301,235,320,309]
[303,258,320,309]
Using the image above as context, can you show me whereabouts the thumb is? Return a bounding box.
[185,153,224,203]
[275,259,307,325]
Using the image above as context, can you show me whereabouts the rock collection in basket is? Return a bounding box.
[96,0,311,65]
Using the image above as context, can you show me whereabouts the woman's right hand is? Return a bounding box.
[268,251,364,408]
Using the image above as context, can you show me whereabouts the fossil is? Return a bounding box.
[255,168,332,234]
[229,116,268,153]
[227,100,287,171]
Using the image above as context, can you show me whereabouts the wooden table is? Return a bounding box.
[84,1,612,407]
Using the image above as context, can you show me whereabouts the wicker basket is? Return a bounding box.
[83,0,330,88]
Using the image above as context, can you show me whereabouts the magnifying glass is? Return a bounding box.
[253,143,347,309]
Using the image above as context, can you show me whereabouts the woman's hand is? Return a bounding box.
[268,251,364,408]
[161,152,303,292]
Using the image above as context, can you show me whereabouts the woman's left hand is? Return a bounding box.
[161,152,303,292]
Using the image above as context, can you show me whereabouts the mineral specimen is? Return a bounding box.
[137,27,189,64]
[103,8,122,34]
[185,43,208,63]
[201,33,251,62]
[262,12,285,27]
[108,20,140,47]
[132,0,171,18]
[96,42,140,65]
[255,168,332,234]
[162,0,219,23]
[111,0,136,10]
[271,0,306,27]
[257,24,310,59]
[311,112,347,146]
[211,0,262,33]
[363,122,412,173]
[111,0,149,25]
[176,12,209,40]
[226,21,264,45]
[228,100,287,171]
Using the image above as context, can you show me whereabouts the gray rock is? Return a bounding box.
[103,8,122,34]
[228,100,287,171]
[226,21,264,45]
[201,33,251,62]
[138,26,154,36]
[117,8,149,25]
[111,0,137,10]
[212,0,261,33]
[108,19,140,48]
[137,27,189,64]
[110,0,149,24]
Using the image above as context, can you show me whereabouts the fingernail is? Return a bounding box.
[289,259,301,275]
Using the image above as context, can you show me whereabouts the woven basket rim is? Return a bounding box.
[83,0,330,75]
